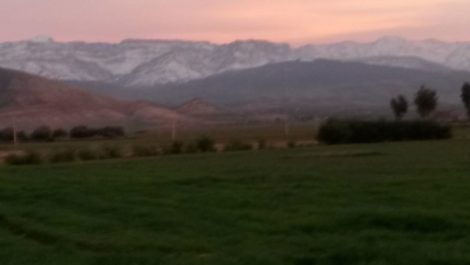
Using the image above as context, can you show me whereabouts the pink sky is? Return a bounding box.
[1,0,470,44]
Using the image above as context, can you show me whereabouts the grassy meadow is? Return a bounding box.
[1,136,470,264]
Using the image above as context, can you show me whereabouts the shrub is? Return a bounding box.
[164,141,184,155]
[0,128,28,143]
[132,145,160,157]
[287,140,297,149]
[195,136,215,152]
[318,119,451,145]
[17,131,29,142]
[70,126,125,139]
[5,151,42,165]
[0,127,14,142]
[224,139,252,152]
[70,126,95,139]
[77,148,98,161]
[52,128,68,140]
[257,139,267,150]
[100,145,122,159]
[96,126,125,139]
[31,126,53,142]
[185,143,200,154]
[49,149,76,163]
[317,119,353,145]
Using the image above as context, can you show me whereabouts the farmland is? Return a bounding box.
[1,137,470,264]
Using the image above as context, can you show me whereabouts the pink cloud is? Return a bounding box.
[1,0,469,43]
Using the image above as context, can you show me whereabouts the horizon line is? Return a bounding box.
[4,35,470,47]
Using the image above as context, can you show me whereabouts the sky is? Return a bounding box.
[1,0,470,44]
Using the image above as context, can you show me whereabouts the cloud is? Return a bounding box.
[0,0,469,43]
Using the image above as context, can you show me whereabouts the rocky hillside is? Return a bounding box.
[0,68,187,130]
[176,98,222,116]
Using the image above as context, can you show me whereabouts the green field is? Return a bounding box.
[1,139,470,264]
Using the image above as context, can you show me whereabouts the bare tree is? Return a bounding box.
[390,95,408,120]
[461,82,470,120]
[414,85,437,118]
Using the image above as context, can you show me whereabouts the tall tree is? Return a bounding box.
[414,85,438,118]
[390,95,408,120]
[461,82,470,119]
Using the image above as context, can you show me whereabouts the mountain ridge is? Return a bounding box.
[121,60,468,116]
[2,36,470,87]
[0,67,188,130]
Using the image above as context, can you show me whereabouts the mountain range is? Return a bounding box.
[1,36,470,88]
[0,36,469,123]
[133,60,469,115]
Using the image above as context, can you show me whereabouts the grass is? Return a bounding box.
[1,139,470,264]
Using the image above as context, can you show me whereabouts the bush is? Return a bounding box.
[49,149,76,163]
[0,128,28,143]
[5,151,42,165]
[0,127,14,142]
[70,126,95,139]
[318,119,451,145]
[317,120,353,145]
[257,139,267,150]
[96,126,125,139]
[287,140,297,149]
[31,126,53,142]
[224,139,252,152]
[52,128,68,140]
[132,145,160,157]
[70,126,125,139]
[195,136,215,152]
[100,145,122,159]
[164,141,184,155]
[77,148,98,161]
[17,131,29,142]
[185,143,200,154]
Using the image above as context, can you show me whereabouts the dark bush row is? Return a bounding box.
[224,139,252,152]
[70,126,125,139]
[49,146,123,163]
[5,145,125,165]
[0,125,125,143]
[4,151,42,165]
[317,119,452,145]
[3,136,300,166]
[4,136,216,166]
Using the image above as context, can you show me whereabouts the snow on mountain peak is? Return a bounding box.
[28,35,55,43]
[0,37,470,87]
[375,35,408,44]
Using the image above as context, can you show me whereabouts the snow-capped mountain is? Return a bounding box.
[0,38,292,86]
[296,36,470,70]
[353,56,453,73]
[0,36,469,87]
[119,40,292,87]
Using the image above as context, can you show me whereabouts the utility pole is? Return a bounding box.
[11,116,18,147]
[284,118,290,139]
[171,119,178,141]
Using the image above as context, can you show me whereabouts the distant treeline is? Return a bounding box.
[0,125,125,143]
[318,119,451,145]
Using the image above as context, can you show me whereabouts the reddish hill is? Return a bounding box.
[176,98,222,116]
[0,68,187,130]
